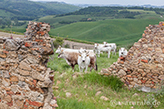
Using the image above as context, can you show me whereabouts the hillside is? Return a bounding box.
[1,6,164,47]
[0,0,80,20]
[37,6,164,46]
[56,6,164,19]
[49,18,162,45]
[38,6,164,28]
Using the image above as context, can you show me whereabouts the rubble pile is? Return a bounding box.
[101,22,164,90]
[0,21,57,109]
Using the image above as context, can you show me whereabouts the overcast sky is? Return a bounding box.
[30,0,164,6]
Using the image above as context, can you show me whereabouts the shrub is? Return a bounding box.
[53,37,64,48]
[64,44,70,48]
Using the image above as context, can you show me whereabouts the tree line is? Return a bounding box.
[57,6,164,18]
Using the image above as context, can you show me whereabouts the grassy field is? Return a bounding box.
[125,9,156,14]
[38,15,86,25]
[49,18,162,45]
[48,50,164,109]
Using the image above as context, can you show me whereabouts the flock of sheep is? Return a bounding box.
[55,42,128,72]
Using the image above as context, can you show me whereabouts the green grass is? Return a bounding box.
[49,18,162,45]
[0,23,27,33]
[38,15,86,25]
[48,50,164,109]
[126,9,156,14]
[57,98,96,109]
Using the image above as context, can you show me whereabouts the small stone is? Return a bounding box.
[141,59,148,63]
[4,39,20,51]
[4,95,12,102]
[0,102,9,108]
[10,76,19,82]
[50,100,57,107]
[25,79,33,86]
[133,78,138,82]
[15,99,24,108]
[56,80,61,85]
[19,69,30,76]
[142,72,146,77]
[31,72,44,81]
[84,85,88,89]
[52,86,59,90]
[66,92,72,98]
[100,96,109,101]
[19,61,32,71]
[28,100,44,107]
[95,91,102,96]
[0,53,7,58]
[138,80,142,84]
[132,93,138,97]
[10,85,19,93]
[2,79,10,87]
[158,75,164,80]
[118,69,126,76]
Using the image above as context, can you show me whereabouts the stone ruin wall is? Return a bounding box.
[0,21,58,109]
[101,22,164,89]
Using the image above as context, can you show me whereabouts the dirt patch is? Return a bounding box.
[0,32,94,49]
[0,32,24,38]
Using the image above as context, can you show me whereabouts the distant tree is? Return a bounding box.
[1,25,5,29]
[13,18,18,25]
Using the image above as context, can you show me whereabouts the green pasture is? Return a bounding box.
[48,50,164,109]
[49,18,162,45]
[126,9,156,14]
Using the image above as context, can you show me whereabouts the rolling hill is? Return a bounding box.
[1,5,164,47]
[49,18,163,46]
[37,6,164,46]
[0,0,80,20]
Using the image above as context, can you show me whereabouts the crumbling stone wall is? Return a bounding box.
[101,22,164,89]
[0,21,58,109]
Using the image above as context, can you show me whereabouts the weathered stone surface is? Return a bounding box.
[2,78,10,87]
[15,99,24,108]
[19,69,30,76]
[10,76,19,82]
[0,102,9,109]
[158,75,164,80]
[32,72,44,81]
[0,21,56,109]
[118,69,126,76]
[4,39,20,51]
[19,61,32,71]
[0,52,7,58]
[3,95,12,102]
